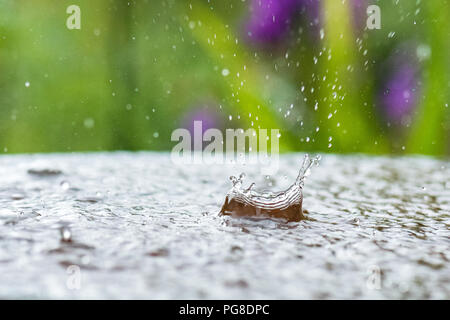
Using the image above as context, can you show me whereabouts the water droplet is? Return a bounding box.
[25,81,30,87]
[221,69,230,76]
[60,226,72,242]
[84,118,95,129]
[60,181,70,191]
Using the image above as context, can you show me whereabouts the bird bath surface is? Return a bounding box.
[0,152,449,299]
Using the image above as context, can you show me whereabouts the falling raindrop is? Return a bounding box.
[84,118,95,129]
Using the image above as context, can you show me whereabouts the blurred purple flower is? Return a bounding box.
[350,0,368,31]
[181,105,221,150]
[379,50,421,123]
[183,109,218,136]
[245,0,321,46]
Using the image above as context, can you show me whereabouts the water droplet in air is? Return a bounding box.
[84,118,95,129]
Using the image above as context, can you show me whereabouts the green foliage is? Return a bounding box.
[0,0,448,155]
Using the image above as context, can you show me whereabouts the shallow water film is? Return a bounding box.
[0,152,449,299]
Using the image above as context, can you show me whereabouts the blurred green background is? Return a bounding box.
[0,0,449,155]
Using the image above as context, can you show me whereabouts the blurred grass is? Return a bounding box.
[407,0,450,155]
[0,0,448,155]
[319,0,388,153]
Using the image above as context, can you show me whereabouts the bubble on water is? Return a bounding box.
[11,193,25,200]
[221,69,230,76]
[60,226,72,242]
[60,181,70,191]
[153,132,159,138]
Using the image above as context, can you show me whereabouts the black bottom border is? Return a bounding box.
[1,300,445,318]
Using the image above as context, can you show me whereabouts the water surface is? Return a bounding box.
[0,152,448,299]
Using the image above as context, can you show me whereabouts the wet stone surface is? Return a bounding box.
[0,152,449,299]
